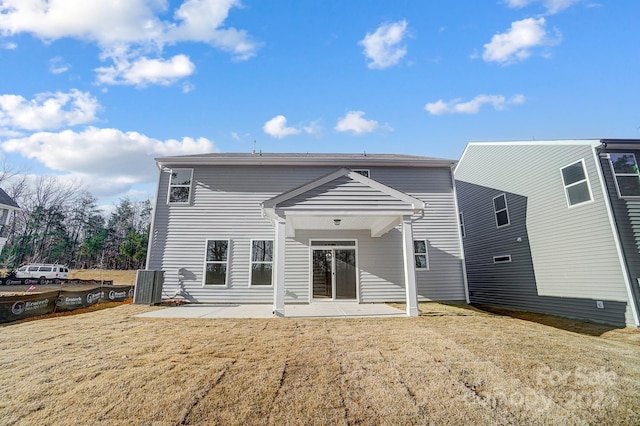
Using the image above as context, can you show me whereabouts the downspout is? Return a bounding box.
[592,144,640,327]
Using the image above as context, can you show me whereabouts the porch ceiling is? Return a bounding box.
[286,214,402,237]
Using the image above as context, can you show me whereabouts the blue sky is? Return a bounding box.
[0,0,638,207]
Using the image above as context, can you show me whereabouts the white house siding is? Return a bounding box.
[456,142,635,326]
[148,163,466,304]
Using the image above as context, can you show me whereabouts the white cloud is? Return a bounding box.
[504,0,581,14]
[263,115,301,139]
[335,111,379,134]
[1,126,217,196]
[359,20,408,69]
[303,120,323,137]
[0,0,258,86]
[483,17,557,64]
[2,42,17,49]
[49,57,69,74]
[425,94,526,115]
[95,54,195,87]
[0,90,100,131]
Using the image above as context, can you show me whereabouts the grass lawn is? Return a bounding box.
[0,302,638,425]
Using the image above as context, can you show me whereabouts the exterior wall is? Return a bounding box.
[456,143,636,326]
[148,164,466,303]
[598,149,640,320]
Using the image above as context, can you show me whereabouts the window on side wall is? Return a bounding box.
[560,160,593,207]
[459,212,465,238]
[168,168,193,204]
[609,153,640,197]
[413,240,429,270]
[204,240,229,285]
[493,194,510,228]
[250,240,273,286]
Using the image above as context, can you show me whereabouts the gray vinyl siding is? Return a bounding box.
[148,164,465,303]
[373,167,466,301]
[599,150,640,319]
[456,143,635,326]
[279,176,412,211]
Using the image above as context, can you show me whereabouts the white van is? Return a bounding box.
[15,264,70,281]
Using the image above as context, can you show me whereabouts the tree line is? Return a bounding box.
[0,168,151,271]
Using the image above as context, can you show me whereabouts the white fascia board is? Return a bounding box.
[464,139,602,148]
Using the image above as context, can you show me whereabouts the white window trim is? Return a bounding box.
[167,168,194,205]
[203,239,230,287]
[608,153,640,199]
[560,159,594,208]
[352,169,370,178]
[249,239,274,287]
[459,212,465,238]
[493,193,510,228]
[493,255,512,264]
[413,239,429,270]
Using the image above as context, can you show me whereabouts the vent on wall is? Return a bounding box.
[493,255,512,264]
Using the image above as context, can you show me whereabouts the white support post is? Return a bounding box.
[401,215,419,316]
[272,218,286,317]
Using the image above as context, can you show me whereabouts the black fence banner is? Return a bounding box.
[54,288,103,312]
[0,291,58,323]
[0,278,114,286]
[100,286,134,302]
[0,284,134,324]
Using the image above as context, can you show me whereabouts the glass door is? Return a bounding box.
[312,246,357,300]
[312,249,332,298]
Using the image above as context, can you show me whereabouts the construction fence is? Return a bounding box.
[0,284,134,324]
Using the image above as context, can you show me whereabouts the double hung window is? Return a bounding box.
[168,169,193,204]
[560,160,592,207]
[204,240,229,285]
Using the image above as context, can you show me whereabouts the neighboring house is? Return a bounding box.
[455,139,640,327]
[146,153,468,316]
[0,187,19,253]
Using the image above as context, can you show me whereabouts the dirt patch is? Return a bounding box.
[1,302,638,425]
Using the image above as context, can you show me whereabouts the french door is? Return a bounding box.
[312,243,357,300]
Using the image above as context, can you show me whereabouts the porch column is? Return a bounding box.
[273,218,286,317]
[401,215,419,316]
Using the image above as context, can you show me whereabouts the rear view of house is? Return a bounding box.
[146,153,467,316]
[455,139,640,327]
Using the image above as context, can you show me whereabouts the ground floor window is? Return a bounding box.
[204,239,229,285]
[413,240,429,270]
[251,240,273,286]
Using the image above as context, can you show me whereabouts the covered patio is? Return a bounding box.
[262,168,426,317]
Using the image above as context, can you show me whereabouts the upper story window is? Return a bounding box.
[493,194,510,228]
[560,160,593,207]
[352,169,370,178]
[609,153,640,197]
[459,212,465,238]
[168,169,193,204]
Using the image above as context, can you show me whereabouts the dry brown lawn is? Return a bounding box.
[0,302,638,425]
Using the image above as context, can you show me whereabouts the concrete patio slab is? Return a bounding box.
[135,302,406,319]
